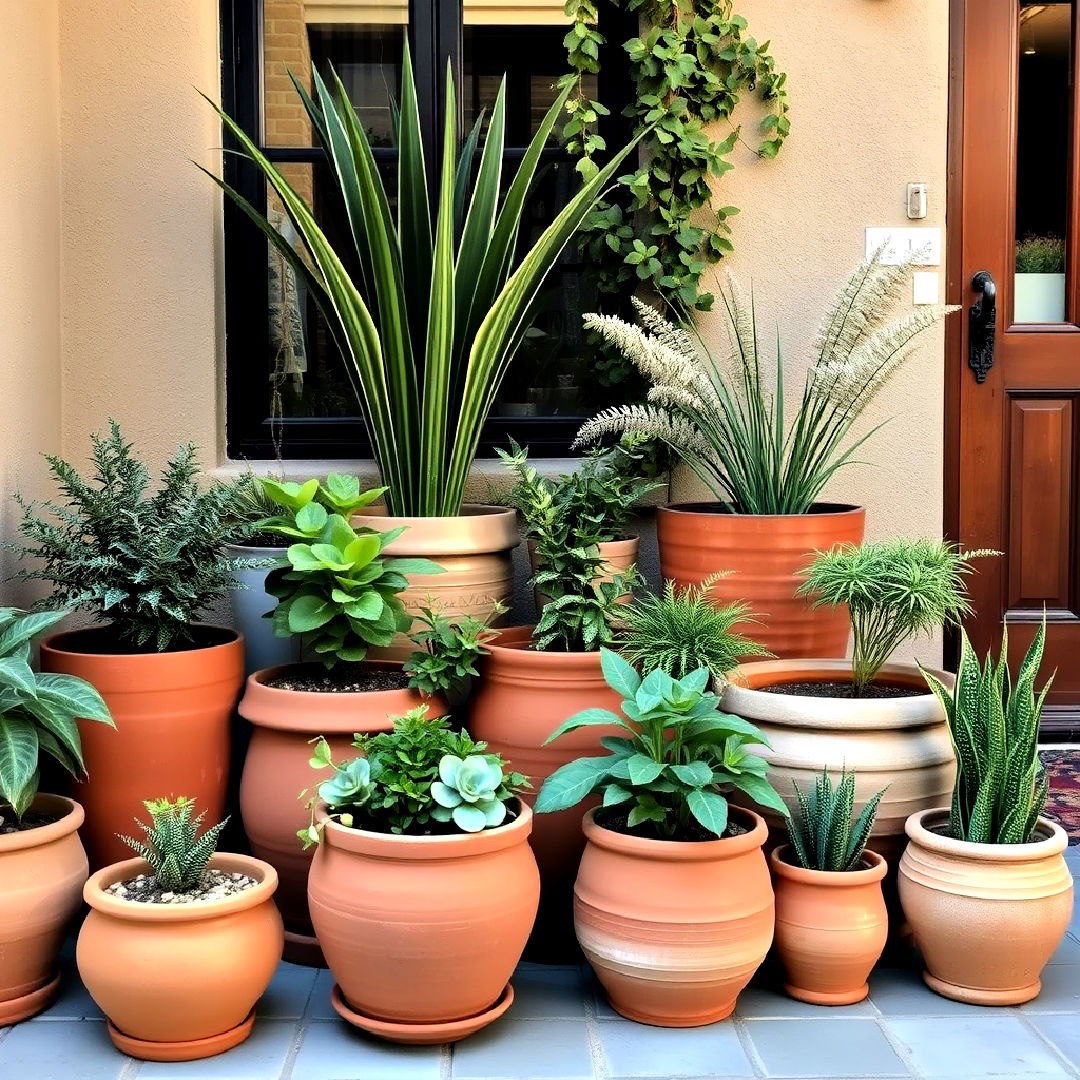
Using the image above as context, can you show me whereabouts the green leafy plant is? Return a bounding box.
[799,539,994,696]
[203,47,643,518]
[920,620,1052,845]
[577,253,958,514]
[119,796,228,891]
[403,604,503,699]
[301,707,527,842]
[785,769,886,872]
[619,575,770,680]
[0,608,114,818]
[8,422,254,652]
[256,475,386,534]
[535,649,786,839]
[1015,234,1065,274]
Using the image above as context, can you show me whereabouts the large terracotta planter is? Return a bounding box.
[575,806,774,1027]
[722,660,955,862]
[352,505,518,658]
[224,542,300,676]
[41,625,245,870]
[771,845,888,1005]
[237,661,445,965]
[526,536,638,612]
[77,852,283,1060]
[308,799,539,1043]
[0,796,88,1024]
[899,808,1073,1005]
[656,502,865,658]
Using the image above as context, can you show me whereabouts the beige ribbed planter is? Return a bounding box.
[899,809,1073,1005]
[526,537,638,613]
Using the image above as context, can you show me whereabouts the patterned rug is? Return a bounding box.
[1042,749,1080,845]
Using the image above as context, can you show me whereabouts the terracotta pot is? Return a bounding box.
[898,808,1073,1005]
[656,502,866,658]
[0,795,88,1024]
[575,806,773,1026]
[722,660,955,863]
[771,845,888,1005]
[307,798,539,1043]
[526,536,638,613]
[351,505,518,658]
[237,661,446,965]
[40,625,244,870]
[224,542,300,676]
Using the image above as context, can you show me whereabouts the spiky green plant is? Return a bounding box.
[202,48,642,518]
[786,769,886,872]
[119,797,228,892]
[920,620,1053,845]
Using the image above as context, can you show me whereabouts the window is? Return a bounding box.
[220,0,635,460]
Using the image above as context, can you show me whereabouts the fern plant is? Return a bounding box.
[920,620,1052,845]
[786,769,886,872]
[403,604,503,700]
[119,796,228,891]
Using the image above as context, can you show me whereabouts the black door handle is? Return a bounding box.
[968,270,996,383]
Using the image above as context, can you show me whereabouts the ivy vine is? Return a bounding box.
[560,0,790,313]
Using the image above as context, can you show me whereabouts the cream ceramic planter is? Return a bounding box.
[898,808,1073,1005]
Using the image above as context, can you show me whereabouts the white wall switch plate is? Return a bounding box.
[865,226,942,265]
[912,271,939,305]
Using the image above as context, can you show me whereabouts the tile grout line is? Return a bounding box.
[730,1015,767,1080]
[1012,1009,1080,1080]
[276,1019,308,1080]
[119,1053,141,1080]
[440,1039,453,1080]
[582,973,610,1080]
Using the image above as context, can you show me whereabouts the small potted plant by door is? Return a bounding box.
[772,770,889,1005]
[536,650,788,1026]
[0,608,112,1023]
[900,620,1073,1005]
[577,253,957,657]
[303,709,538,1043]
[10,424,251,869]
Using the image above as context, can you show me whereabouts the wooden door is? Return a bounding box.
[949,0,1080,733]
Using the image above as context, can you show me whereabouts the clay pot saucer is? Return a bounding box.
[107,1009,255,1061]
[330,983,514,1044]
[0,974,61,1025]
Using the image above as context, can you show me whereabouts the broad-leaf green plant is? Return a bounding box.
[785,769,886,872]
[256,474,386,535]
[403,603,503,702]
[119,796,228,892]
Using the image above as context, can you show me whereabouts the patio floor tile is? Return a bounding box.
[450,1018,593,1080]
[736,982,876,1018]
[511,964,588,1020]
[1047,933,1080,965]
[1028,1012,1080,1069]
[290,1019,444,1080]
[137,1020,299,1080]
[32,967,104,1020]
[741,1017,909,1077]
[1020,964,1080,1011]
[868,965,1004,1016]
[255,963,318,1019]
[0,1018,131,1079]
[596,1017,753,1077]
[303,969,337,1020]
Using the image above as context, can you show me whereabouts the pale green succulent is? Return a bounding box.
[431,755,508,833]
[318,756,374,808]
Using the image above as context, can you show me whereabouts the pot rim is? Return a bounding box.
[659,501,865,520]
[41,623,242,659]
[770,844,887,884]
[83,852,279,921]
[481,628,608,667]
[351,504,519,554]
[223,542,289,556]
[0,794,84,855]
[581,804,767,861]
[904,808,1069,860]
[354,504,517,523]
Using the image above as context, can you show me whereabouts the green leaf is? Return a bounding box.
[0,655,38,698]
[626,753,664,785]
[732,773,790,816]
[0,716,39,808]
[543,708,629,745]
[0,610,67,655]
[288,595,336,633]
[534,756,611,813]
[34,673,113,725]
[687,788,729,836]
[670,761,713,788]
[600,647,641,699]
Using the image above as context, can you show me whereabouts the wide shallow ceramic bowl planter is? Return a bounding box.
[656,502,866,658]
[40,625,245,869]
[899,808,1073,1005]
[308,799,539,1044]
[575,806,774,1027]
[771,845,888,1005]
[224,542,300,676]
[526,536,638,613]
[77,852,283,1061]
[238,661,445,966]
[0,795,88,1024]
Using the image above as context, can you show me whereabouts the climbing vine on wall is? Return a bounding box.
[560,0,790,313]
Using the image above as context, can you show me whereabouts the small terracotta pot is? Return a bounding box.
[575,806,774,1026]
[771,845,888,1005]
[899,808,1073,1005]
[656,502,865,658]
[41,625,245,869]
[526,536,638,613]
[351,505,519,658]
[224,542,300,676]
[0,795,88,1024]
[307,799,539,1043]
[237,661,446,965]
[77,852,283,1060]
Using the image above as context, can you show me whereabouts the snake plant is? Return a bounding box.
[786,769,886,872]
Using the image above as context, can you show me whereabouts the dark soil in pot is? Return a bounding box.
[598,810,749,843]
[761,681,925,700]
[47,624,237,655]
[106,869,258,904]
[667,501,861,516]
[0,811,63,835]
[264,666,410,693]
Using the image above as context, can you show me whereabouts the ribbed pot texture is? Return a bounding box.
[0,796,88,1024]
[771,845,889,1005]
[41,626,245,869]
[224,543,300,676]
[656,502,865,658]
[575,806,774,1026]
[527,537,638,613]
[899,809,1073,1005]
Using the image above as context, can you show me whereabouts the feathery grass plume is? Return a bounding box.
[786,769,887,872]
[119,796,228,892]
[576,249,958,515]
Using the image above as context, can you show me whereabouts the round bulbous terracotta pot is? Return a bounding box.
[307,799,539,1044]
[40,624,245,870]
[898,808,1073,1005]
[656,502,865,659]
[0,795,88,1024]
[575,806,774,1027]
[238,661,446,965]
[77,852,283,1061]
[526,537,638,613]
[770,845,889,1005]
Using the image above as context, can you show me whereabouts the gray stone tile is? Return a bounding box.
[736,984,875,1018]
[291,1020,444,1080]
[451,1019,592,1080]
[1047,934,1080,965]
[885,1016,1070,1077]
[510,964,587,1020]
[1020,964,1080,1012]
[32,969,103,1020]
[869,966,1004,1016]
[1029,1013,1080,1069]
[0,1019,130,1079]
[137,1020,299,1079]
[304,969,337,1019]
[257,962,318,1019]
[583,967,618,1019]
[742,1018,908,1078]
[597,1018,753,1077]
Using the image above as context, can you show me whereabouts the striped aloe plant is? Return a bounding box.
[201,49,642,517]
[920,619,1053,845]
[786,769,886,872]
